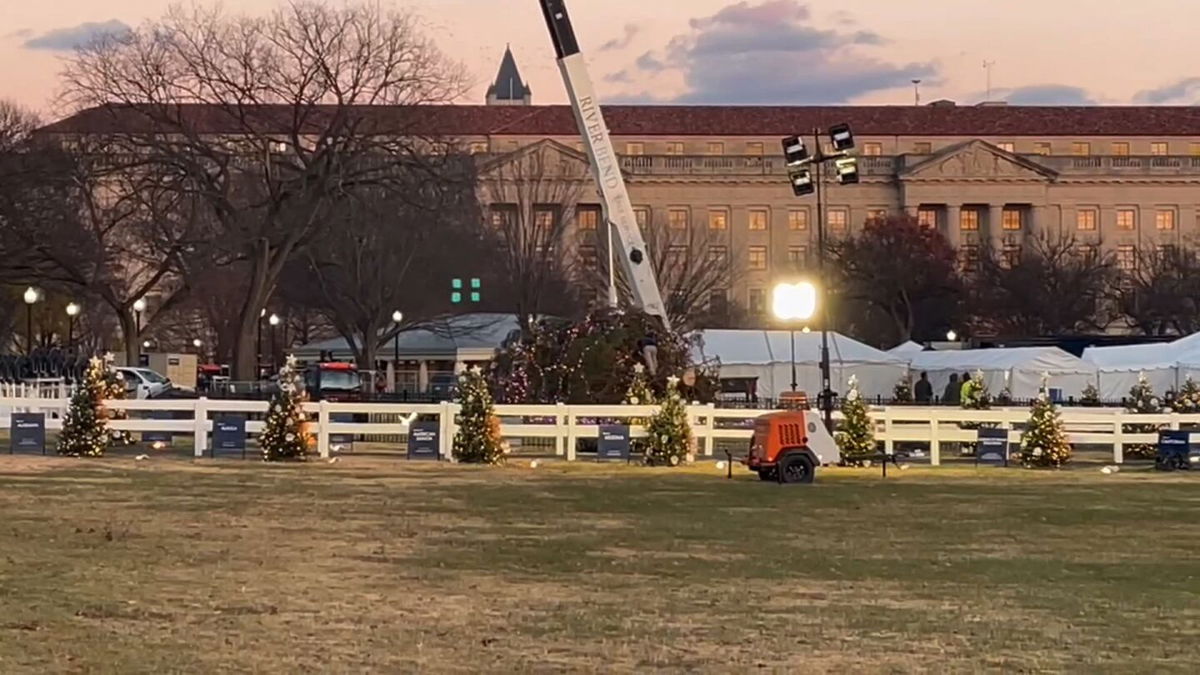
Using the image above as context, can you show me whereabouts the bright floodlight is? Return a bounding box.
[23,287,38,305]
[946,329,958,341]
[781,136,809,165]
[772,281,818,321]
[192,338,202,348]
[142,340,152,349]
[392,310,403,323]
[132,298,147,312]
[268,313,281,326]
[65,302,80,317]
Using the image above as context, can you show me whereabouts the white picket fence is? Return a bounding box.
[0,396,1191,464]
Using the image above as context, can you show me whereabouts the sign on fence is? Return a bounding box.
[11,412,46,455]
[597,424,631,461]
[1156,430,1191,471]
[407,421,440,460]
[141,409,173,444]
[976,427,1009,466]
[212,415,247,457]
[330,412,355,448]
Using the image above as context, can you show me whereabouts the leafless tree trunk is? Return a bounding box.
[56,1,467,378]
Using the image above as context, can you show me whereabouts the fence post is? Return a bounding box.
[930,414,941,466]
[565,406,577,461]
[554,402,566,457]
[1112,416,1124,464]
[317,400,331,459]
[1169,412,1180,431]
[193,397,209,457]
[883,407,894,457]
[703,403,716,456]
[438,401,451,459]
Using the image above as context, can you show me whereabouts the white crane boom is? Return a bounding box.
[537,0,670,329]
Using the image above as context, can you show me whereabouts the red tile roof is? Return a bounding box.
[40,103,1200,137]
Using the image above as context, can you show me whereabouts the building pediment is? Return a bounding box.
[900,140,1057,182]
[477,138,595,180]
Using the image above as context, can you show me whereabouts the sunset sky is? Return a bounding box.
[4,0,1200,118]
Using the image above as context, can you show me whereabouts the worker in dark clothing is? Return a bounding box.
[914,371,934,404]
[942,373,960,405]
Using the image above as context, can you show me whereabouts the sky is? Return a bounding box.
[4,0,1200,119]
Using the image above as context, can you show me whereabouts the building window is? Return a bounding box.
[748,288,766,315]
[1151,142,1169,156]
[1157,244,1177,261]
[917,208,937,229]
[489,205,516,228]
[912,142,932,154]
[665,142,684,155]
[625,142,645,155]
[533,207,556,230]
[1076,244,1097,261]
[960,209,979,231]
[709,209,729,230]
[1002,208,1022,230]
[862,142,883,156]
[707,246,728,266]
[961,244,980,273]
[665,245,688,270]
[1071,142,1091,156]
[707,142,725,155]
[1156,209,1176,230]
[788,209,809,231]
[634,207,650,229]
[1111,142,1130,156]
[668,208,688,230]
[1117,245,1136,271]
[746,142,764,156]
[1116,208,1136,230]
[867,208,886,222]
[1076,208,1098,231]
[1190,143,1200,157]
[1001,244,1022,269]
[827,209,848,231]
[748,246,768,271]
[748,209,769,231]
[468,141,488,154]
[997,142,1015,153]
[787,246,808,265]
[708,289,728,314]
[1034,142,1052,155]
[576,205,600,230]
[578,245,599,270]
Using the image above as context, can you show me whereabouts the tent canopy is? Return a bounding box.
[693,330,907,367]
[888,340,925,356]
[908,347,1096,399]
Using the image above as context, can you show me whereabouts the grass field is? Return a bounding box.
[1,456,1198,673]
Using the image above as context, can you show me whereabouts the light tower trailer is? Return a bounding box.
[537,0,670,330]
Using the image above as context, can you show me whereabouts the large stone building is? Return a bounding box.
[467,51,1200,318]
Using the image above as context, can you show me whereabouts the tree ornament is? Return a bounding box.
[1019,378,1072,468]
[452,367,505,464]
[261,353,310,461]
[836,374,876,465]
[645,377,692,467]
[57,357,111,457]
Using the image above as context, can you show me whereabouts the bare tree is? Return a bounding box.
[970,232,1117,336]
[1112,245,1200,336]
[56,1,467,377]
[478,143,585,334]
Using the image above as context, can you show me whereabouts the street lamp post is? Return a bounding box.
[23,287,39,354]
[772,281,818,393]
[192,338,204,361]
[65,302,80,349]
[781,126,859,431]
[268,314,281,372]
[391,310,403,392]
[257,308,266,378]
[133,298,147,362]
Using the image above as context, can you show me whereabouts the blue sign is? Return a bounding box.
[212,415,247,457]
[330,412,355,447]
[407,421,440,460]
[597,424,631,461]
[976,427,1009,466]
[11,412,46,455]
[1156,430,1191,471]
[142,409,173,444]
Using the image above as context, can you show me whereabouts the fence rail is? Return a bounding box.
[2,397,1193,465]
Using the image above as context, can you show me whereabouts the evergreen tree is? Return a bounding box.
[1125,372,1162,459]
[1173,377,1200,413]
[1019,380,1072,468]
[624,363,656,406]
[1080,382,1101,407]
[57,356,111,457]
[104,360,134,446]
[892,375,912,403]
[836,375,876,463]
[645,375,692,466]
[960,369,993,455]
[453,366,505,464]
[260,354,310,461]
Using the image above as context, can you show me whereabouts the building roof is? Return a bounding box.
[40,103,1200,138]
[486,46,531,101]
[293,313,519,360]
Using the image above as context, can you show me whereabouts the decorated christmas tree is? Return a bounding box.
[260,354,310,461]
[959,370,993,455]
[1080,381,1102,407]
[1173,377,1200,413]
[1125,372,1162,459]
[892,375,913,403]
[645,375,692,466]
[837,375,876,464]
[453,366,505,464]
[624,363,656,406]
[57,356,111,457]
[1019,380,1072,468]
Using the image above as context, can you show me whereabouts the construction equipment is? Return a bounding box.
[538,0,670,329]
[743,406,841,484]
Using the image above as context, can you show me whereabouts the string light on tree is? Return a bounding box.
[57,356,112,457]
[453,365,505,464]
[260,354,311,461]
[836,375,875,464]
[1019,377,1072,468]
[645,375,692,467]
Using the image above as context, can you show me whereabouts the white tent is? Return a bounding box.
[908,347,1096,400]
[692,330,908,400]
[888,341,925,356]
[1081,342,1178,400]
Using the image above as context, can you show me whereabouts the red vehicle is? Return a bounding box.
[303,362,364,401]
[744,405,841,484]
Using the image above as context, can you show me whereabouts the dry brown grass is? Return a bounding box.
[1,456,1198,673]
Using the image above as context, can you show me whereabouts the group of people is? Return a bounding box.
[910,371,978,405]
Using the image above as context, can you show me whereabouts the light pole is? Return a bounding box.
[23,287,39,354]
[772,281,818,393]
[133,298,147,361]
[192,338,204,361]
[391,310,403,392]
[268,313,281,372]
[65,302,80,349]
[781,125,859,431]
[257,308,266,378]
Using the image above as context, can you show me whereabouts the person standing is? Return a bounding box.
[942,373,960,405]
[914,371,933,404]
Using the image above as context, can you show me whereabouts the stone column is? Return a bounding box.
[418,360,429,393]
[1031,205,1050,237]
[945,204,962,250]
[988,204,1005,252]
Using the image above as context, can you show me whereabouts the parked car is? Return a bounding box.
[115,367,173,399]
